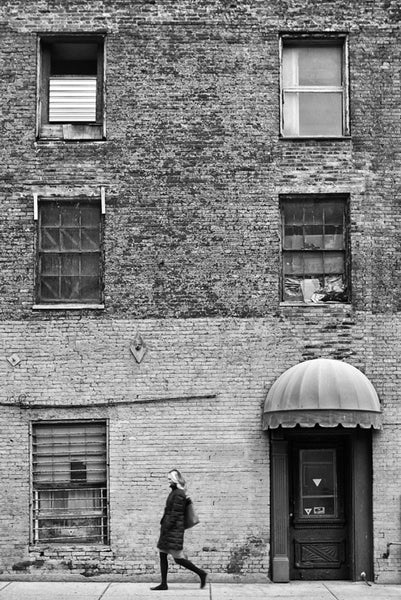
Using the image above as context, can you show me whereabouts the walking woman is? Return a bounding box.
[151,469,207,591]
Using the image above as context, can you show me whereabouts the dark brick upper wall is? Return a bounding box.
[0,0,400,318]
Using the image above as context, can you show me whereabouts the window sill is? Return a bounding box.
[279,135,351,142]
[32,304,105,310]
[280,302,352,308]
[29,544,111,551]
[38,123,105,141]
[36,138,107,145]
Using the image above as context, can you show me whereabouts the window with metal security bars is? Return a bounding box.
[32,421,108,545]
[280,196,350,304]
[281,36,349,137]
[37,198,103,305]
[38,36,104,140]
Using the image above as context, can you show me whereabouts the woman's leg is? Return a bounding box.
[174,557,207,588]
[151,552,169,590]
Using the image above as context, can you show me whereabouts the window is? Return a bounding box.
[32,421,108,545]
[281,36,348,137]
[281,196,349,303]
[299,449,338,519]
[38,35,105,140]
[36,198,103,306]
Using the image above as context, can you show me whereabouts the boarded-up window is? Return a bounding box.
[38,36,104,140]
[281,38,348,137]
[281,197,349,303]
[32,421,108,544]
[38,199,102,304]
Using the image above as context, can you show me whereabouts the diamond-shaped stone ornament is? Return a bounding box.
[130,334,147,364]
[7,353,21,367]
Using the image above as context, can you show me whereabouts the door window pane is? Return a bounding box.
[299,449,337,518]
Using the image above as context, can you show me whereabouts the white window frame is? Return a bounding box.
[280,34,350,138]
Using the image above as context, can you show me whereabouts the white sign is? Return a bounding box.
[312,478,322,487]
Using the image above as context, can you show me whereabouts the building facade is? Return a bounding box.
[1,0,401,584]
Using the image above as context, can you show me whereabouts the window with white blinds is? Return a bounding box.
[49,77,97,122]
[38,36,104,139]
[32,421,108,544]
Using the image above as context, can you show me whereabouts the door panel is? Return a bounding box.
[290,441,349,580]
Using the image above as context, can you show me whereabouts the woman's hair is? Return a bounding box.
[169,468,186,490]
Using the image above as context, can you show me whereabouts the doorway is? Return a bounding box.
[289,439,349,580]
[270,427,373,582]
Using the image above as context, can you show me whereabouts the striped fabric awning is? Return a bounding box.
[49,76,97,122]
[263,358,382,429]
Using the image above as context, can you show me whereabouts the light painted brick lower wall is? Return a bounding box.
[0,313,400,582]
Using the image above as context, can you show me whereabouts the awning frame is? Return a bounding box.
[263,409,382,430]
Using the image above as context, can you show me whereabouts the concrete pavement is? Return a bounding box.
[0,581,400,600]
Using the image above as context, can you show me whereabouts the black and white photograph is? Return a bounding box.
[0,1,400,598]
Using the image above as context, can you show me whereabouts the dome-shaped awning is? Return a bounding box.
[263,358,382,429]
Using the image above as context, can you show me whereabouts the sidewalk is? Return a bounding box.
[0,581,400,600]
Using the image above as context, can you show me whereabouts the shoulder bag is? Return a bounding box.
[184,497,200,529]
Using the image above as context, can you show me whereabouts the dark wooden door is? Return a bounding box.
[289,441,350,580]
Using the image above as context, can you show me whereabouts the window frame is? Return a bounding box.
[37,33,106,141]
[279,194,351,305]
[279,33,350,139]
[30,419,109,547]
[34,195,105,309]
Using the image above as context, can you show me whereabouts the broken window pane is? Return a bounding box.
[284,275,347,303]
[281,198,348,303]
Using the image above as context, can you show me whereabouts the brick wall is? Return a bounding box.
[0,0,401,583]
[0,1,399,318]
[0,312,400,581]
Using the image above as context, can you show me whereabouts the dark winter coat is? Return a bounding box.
[157,486,186,552]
